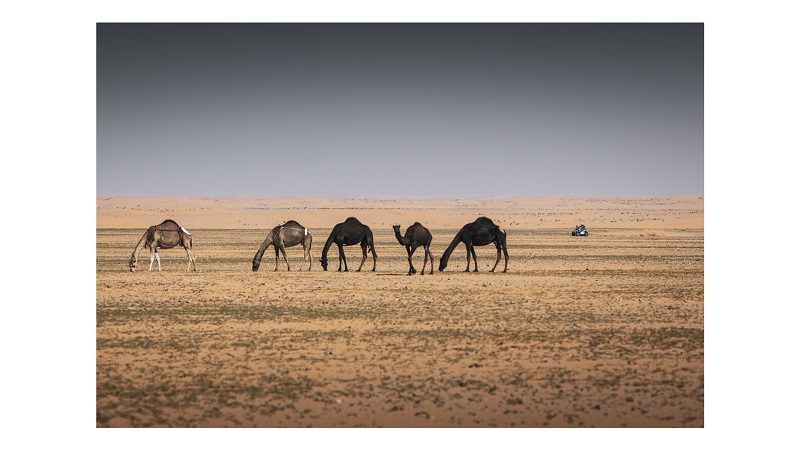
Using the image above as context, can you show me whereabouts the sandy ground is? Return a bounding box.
[96,197,703,427]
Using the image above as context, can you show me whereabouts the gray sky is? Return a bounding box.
[97,23,703,196]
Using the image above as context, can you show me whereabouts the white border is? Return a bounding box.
[4,0,799,449]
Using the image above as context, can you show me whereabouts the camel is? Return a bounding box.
[252,220,313,271]
[320,217,377,272]
[129,219,196,272]
[438,217,508,273]
[392,222,434,275]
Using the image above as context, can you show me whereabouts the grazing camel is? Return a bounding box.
[320,217,377,272]
[439,217,508,273]
[252,220,313,271]
[129,219,196,272]
[392,222,434,275]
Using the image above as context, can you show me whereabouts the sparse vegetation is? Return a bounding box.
[97,224,703,427]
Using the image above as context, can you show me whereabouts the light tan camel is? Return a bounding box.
[129,219,196,272]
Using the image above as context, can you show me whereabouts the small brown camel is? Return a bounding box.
[129,219,196,272]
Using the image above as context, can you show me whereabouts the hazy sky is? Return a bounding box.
[97,23,703,196]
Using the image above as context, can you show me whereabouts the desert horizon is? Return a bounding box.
[97,195,703,230]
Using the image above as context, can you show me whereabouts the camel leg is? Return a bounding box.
[185,246,193,271]
[306,236,313,271]
[274,247,280,271]
[491,242,502,272]
[502,244,509,273]
[148,247,155,271]
[338,243,348,272]
[470,245,478,272]
[280,246,291,271]
[357,243,368,272]
[155,250,161,272]
[190,248,197,271]
[406,246,415,275]
[370,244,377,272]
[464,243,472,272]
[429,247,434,274]
[420,246,427,275]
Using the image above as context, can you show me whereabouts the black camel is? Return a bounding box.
[438,217,509,273]
[320,217,378,272]
[392,222,434,275]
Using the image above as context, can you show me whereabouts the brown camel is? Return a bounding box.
[129,219,196,272]
[252,220,313,271]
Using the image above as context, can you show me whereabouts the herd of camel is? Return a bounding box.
[128,216,509,275]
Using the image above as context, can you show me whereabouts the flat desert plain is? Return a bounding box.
[96,196,703,427]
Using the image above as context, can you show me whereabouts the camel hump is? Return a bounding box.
[283,220,303,228]
[344,217,362,224]
[475,217,496,226]
[157,219,182,231]
[412,222,422,227]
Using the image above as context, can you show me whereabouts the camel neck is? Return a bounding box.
[252,233,275,266]
[321,233,336,262]
[393,230,408,245]
[442,233,462,260]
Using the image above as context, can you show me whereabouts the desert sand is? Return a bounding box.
[96,196,703,427]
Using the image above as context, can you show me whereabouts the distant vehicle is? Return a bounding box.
[571,223,589,237]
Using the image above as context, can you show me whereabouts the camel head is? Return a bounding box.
[320,256,328,271]
[129,257,137,272]
[252,259,261,272]
[392,224,401,233]
[438,255,448,272]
